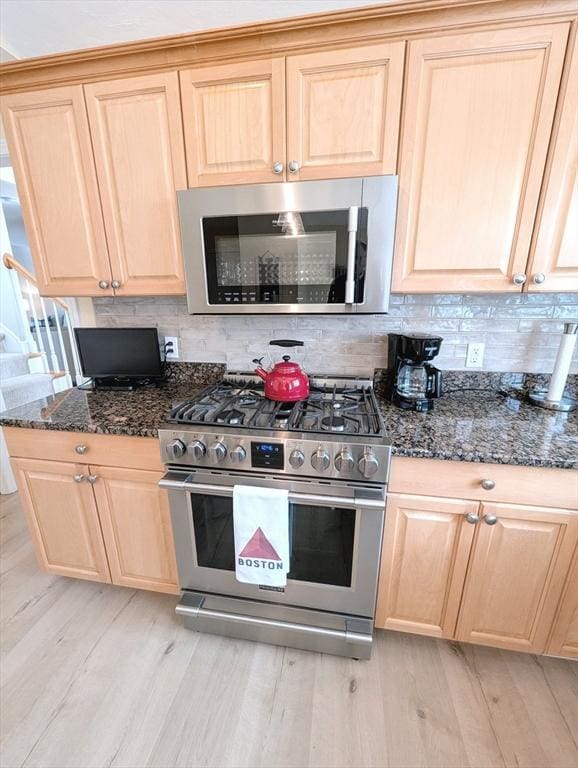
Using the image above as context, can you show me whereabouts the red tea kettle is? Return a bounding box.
[253,340,310,402]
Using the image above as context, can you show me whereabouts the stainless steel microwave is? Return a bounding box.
[177,175,398,314]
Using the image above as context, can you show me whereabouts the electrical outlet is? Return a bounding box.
[466,342,485,368]
[164,336,179,360]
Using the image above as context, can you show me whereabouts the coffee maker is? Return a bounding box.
[385,333,443,412]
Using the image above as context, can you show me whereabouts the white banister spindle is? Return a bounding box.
[39,296,59,372]
[51,300,68,373]
[27,289,49,372]
[65,318,82,382]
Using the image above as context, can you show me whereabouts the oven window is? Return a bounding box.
[202,209,367,306]
[191,494,355,587]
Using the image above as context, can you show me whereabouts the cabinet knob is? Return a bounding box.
[465,512,480,524]
[512,273,527,286]
[111,279,121,289]
[272,161,284,174]
[75,444,88,455]
[288,160,300,173]
[484,514,498,525]
[532,273,546,285]
[98,280,109,290]
[73,474,85,483]
[87,475,99,484]
[480,479,495,491]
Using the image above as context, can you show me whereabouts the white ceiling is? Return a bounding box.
[0,0,391,60]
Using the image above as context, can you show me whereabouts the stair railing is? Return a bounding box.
[2,253,82,389]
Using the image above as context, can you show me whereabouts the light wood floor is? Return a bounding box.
[1,492,577,768]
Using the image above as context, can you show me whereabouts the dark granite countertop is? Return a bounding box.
[0,365,576,469]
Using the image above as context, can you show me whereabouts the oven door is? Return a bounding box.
[161,470,385,618]
[178,176,397,314]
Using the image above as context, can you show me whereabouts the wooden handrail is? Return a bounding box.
[2,252,69,310]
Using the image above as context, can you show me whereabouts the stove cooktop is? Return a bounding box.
[167,374,384,438]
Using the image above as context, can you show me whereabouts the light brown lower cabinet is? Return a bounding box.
[91,465,178,594]
[376,493,578,656]
[10,454,178,595]
[547,546,578,659]
[11,457,111,583]
[375,494,478,638]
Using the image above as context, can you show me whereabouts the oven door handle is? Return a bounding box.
[159,476,384,510]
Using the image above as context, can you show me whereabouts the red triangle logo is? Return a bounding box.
[239,527,281,560]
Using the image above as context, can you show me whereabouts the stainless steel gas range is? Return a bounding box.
[158,373,391,659]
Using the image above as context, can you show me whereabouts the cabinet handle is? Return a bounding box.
[465,512,480,524]
[272,161,284,174]
[111,279,121,289]
[532,273,546,285]
[484,514,498,526]
[73,474,85,483]
[98,280,109,290]
[288,160,300,173]
[512,273,527,286]
[75,444,87,455]
[87,475,99,484]
[480,479,495,491]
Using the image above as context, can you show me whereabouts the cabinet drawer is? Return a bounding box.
[389,457,578,510]
[4,428,163,472]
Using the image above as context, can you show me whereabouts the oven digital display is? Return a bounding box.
[251,442,284,469]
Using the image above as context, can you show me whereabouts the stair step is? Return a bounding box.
[0,351,31,379]
[0,373,55,411]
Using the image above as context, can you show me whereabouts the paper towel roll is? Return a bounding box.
[547,323,578,402]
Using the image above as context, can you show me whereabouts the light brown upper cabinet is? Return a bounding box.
[456,502,578,653]
[84,73,187,295]
[392,24,570,293]
[180,59,286,186]
[526,36,578,292]
[180,43,404,187]
[285,42,404,181]
[1,86,113,296]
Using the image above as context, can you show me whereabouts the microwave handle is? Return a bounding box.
[345,206,359,304]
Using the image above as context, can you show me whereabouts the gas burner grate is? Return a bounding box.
[167,378,384,437]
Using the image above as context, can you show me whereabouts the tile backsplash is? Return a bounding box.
[93,293,578,375]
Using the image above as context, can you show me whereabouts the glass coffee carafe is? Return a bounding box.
[396,361,431,401]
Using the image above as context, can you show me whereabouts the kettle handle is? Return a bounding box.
[270,339,304,347]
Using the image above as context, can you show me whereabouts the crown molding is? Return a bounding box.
[0,0,576,93]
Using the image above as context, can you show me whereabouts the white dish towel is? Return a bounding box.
[233,485,290,586]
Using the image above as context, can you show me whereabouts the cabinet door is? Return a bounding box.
[11,458,110,583]
[1,86,112,296]
[91,466,178,594]
[375,494,478,638]
[286,42,404,181]
[84,73,187,295]
[392,24,569,292]
[547,546,578,659]
[180,59,286,187]
[527,37,578,292]
[456,503,578,653]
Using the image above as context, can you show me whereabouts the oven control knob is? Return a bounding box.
[209,441,227,462]
[358,450,379,478]
[289,449,305,469]
[188,440,206,460]
[335,449,355,473]
[166,439,186,461]
[311,448,330,472]
[230,445,246,463]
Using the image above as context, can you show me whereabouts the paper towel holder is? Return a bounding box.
[528,322,577,412]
